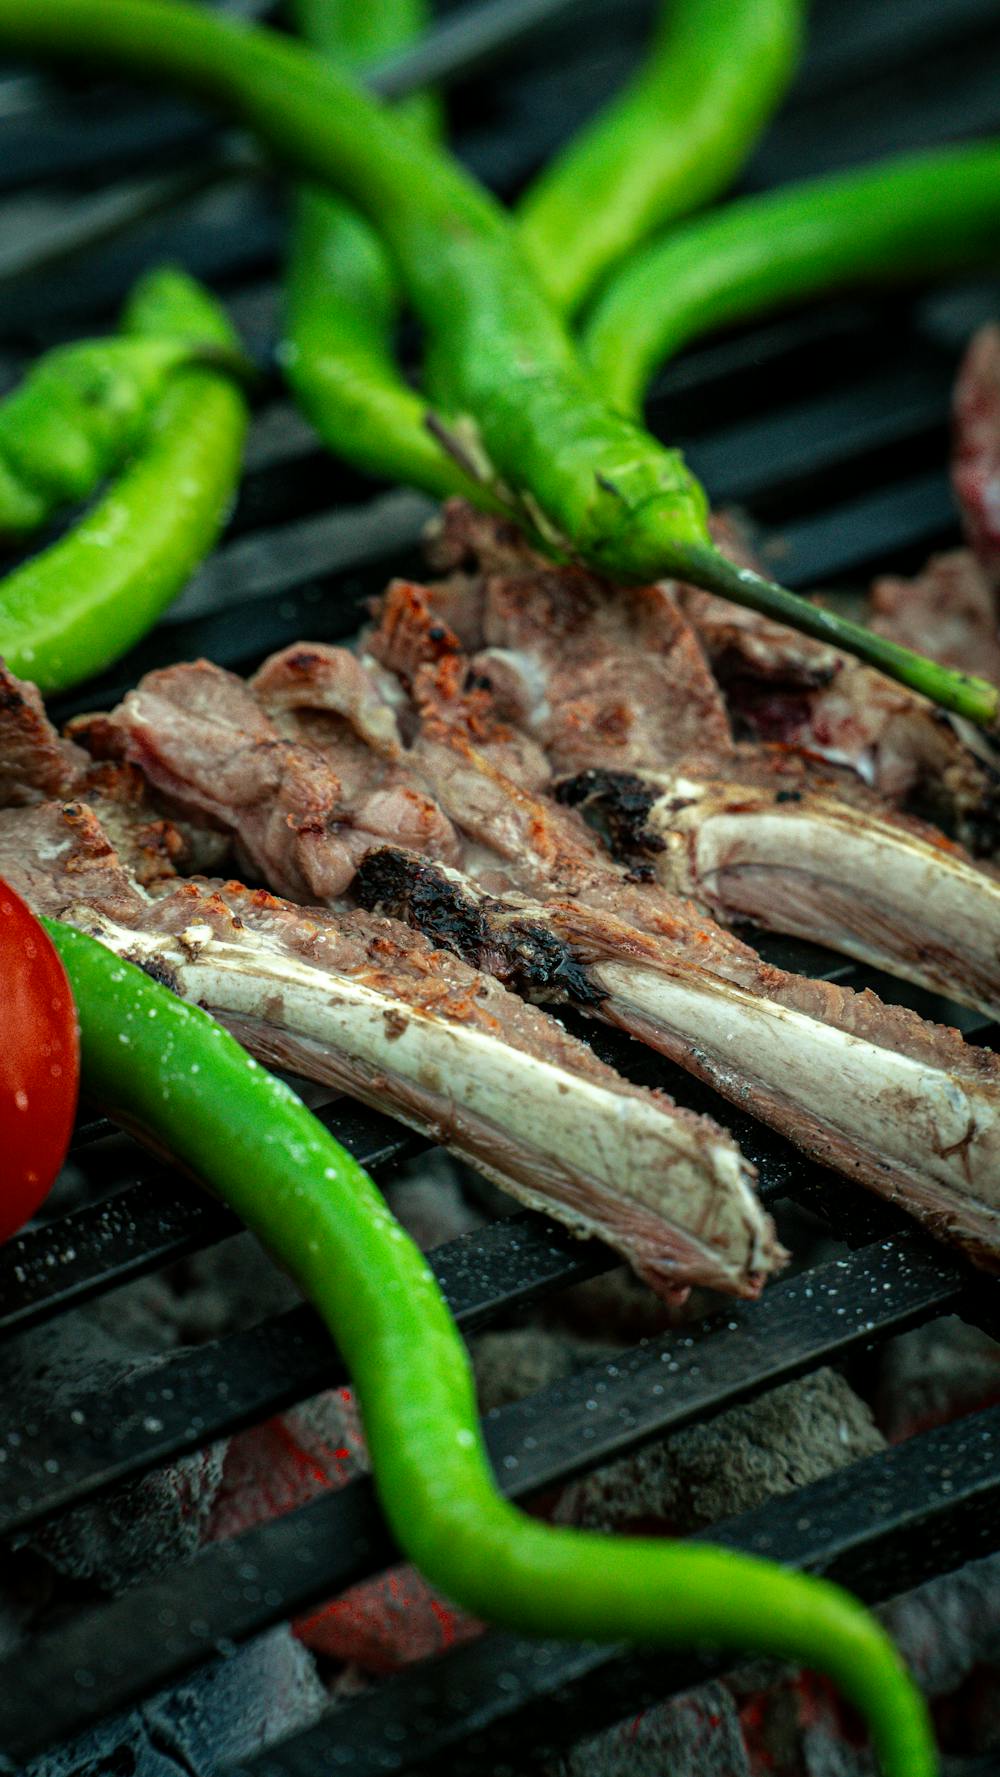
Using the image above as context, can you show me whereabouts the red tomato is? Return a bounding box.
[0,878,79,1240]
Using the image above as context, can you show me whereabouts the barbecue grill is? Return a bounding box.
[3,0,1000,1770]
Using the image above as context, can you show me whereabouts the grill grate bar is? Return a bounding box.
[0,1234,972,1759]
[243,1402,1000,1776]
[0,1102,422,1337]
[0,1212,615,1539]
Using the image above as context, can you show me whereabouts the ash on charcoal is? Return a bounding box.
[553,1368,883,1534]
[550,1680,751,1777]
[882,1551,1000,1700]
[33,1441,227,1589]
[873,1316,1000,1443]
[0,1308,226,1591]
[384,1148,487,1250]
[472,1327,617,1414]
[21,1625,327,1777]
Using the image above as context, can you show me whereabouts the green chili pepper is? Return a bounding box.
[42,916,937,1777]
[0,0,993,730]
[0,332,236,541]
[583,139,1000,416]
[283,0,486,501]
[0,265,249,693]
[285,0,797,484]
[517,0,802,315]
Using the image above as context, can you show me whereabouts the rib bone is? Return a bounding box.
[0,797,775,1301]
[558,761,1000,1018]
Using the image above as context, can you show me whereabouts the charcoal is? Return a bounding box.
[385,1149,487,1252]
[472,1328,600,1414]
[874,1316,1000,1443]
[22,1626,327,1777]
[205,1389,367,1543]
[550,1680,751,1777]
[881,1551,1000,1698]
[33,1442,226,1589]
[553,1369,884,1534]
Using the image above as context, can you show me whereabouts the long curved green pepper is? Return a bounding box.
[283,0,487,501]
[517,0,802,315]
[43,918,937,1777]
[281,0,798,508]
[584,140,1000,416]
[0,332,236,541]
[0,267,249,693]
[0,0,993,729]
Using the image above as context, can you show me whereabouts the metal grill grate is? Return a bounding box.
[3,0,1000,1770]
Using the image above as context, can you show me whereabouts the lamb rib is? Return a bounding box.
[373,534,1000,1019]
[96,649,1000,1270]
[424,498,1000,855]
[0,798,775,1302]
[355,843,1000,1272]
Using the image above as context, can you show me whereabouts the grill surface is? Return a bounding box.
[3,0,1000,1771]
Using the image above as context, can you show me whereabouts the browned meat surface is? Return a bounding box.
[3,796,775,1301]
[558,753,1000,1018]
[105,659,461,901]
[250,642,404,758]
[89,635,1000,1267]
[0,659,88,806]
[667,522,1000,853]
[420,504,1000,854]
[953,324,1000,585]
[870,550,1000,685]
[379,527,1000,1018]
[356,842,1000,1270]
[0,799,150,920]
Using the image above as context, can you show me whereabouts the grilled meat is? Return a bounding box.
[383,530,1000,1018]
[94,644,1000,1269]
[425,499,1000,852]
[356,842,1000,1271]
[0,659,88,806]
[558,756,1000,1019]
[953,323,1000,586]
[869,550,1000,685]
[0,797,775,1301]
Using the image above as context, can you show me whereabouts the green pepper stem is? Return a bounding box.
[684,545,1000,726]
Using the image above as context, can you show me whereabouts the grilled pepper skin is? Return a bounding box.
[44,917,936,1776]
[585,139,1000,416]
[517,0,802,314]
[0,266,249,694]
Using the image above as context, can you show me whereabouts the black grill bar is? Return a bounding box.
[4,997,955,1545]
[0,1235,972,1760]
[243,1402,1000,1777]
[0,1101,422,1339]
[0,1213,615,1540]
